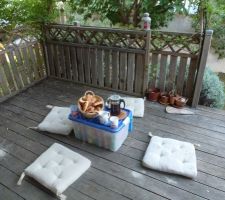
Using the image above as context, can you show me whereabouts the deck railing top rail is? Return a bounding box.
[46,24,147,35]
[47,24,201,36]
[45,24,148,52]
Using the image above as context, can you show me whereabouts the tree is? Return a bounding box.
[0,0,188,31]
[68,0,186,29]
[205,0,225,58]
[0,0,57,36]
[191,0,225,58]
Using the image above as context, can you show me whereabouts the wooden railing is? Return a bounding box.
[0,25,212,107]
[44,24,150,96]
[44,24,212,107]
[149,30,213,107]
[0,39,46,102]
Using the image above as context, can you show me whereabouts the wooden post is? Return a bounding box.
[42,26,50,76]
[41,41,50,76]
[142,30,151,94]
[192,30,213,107]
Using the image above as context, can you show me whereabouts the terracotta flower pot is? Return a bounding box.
[169,95,176,105]
[148,88,160,102]
[168,91,177,105]
[175,97,188,108]
[159,92,169,105]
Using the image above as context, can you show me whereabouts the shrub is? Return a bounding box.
[199,67,225,108]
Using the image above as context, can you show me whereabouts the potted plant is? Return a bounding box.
[147,63,160,101]
[148,88,160,101]
[168,90,177,105]
[159,92,169,105]
[175,97,188,108]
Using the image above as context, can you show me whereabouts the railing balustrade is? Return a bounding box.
[0,34,46,102]
[0,25,212,107]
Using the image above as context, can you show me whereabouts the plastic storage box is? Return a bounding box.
[69,109,132,152]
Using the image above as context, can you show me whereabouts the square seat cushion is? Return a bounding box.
[24,143,91,196]
[122,97,145,117]
[37,106,74,135]
[142,136,197,178]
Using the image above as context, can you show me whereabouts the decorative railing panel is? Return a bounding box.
[151,31,201,54]
[0,31,46,101]
[0,25,212,107]
[44,24,212,106]
[149,31,204,104]
[44,24,150,95]
[46,24,147,50]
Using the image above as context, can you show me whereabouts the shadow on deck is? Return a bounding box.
[0,78,225,200]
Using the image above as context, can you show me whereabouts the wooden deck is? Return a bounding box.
[1,78,225,200]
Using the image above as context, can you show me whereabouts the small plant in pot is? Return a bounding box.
[148,63,160,101]
[168,90,177,105]
[159,92,169,105]
[175,96,188,108]
[148,88,160,102]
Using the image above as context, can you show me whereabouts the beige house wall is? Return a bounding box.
[160,14,225,73]
[207,49,225,73]
[160,14,194,33]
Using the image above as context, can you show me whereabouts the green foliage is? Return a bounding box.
[199,67,225,108]
[191,0,225,59]
[68,0,186,29]
[208,1,225,59]
[0,0,57,37]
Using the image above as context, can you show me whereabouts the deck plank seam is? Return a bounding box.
[117,148,225,193]
[19,82,225,137]
[0,182,26,200]
[8,89,225,144]
[0,118,222,200]
[3,104,225,162]
[0,147,116,200]
[2,104,225,168]
[1,79,225,200]
[145,104,225,129]
[0,133,170,200]
[0,163,61,200]
[2,103,225,174]
[145,107,225,135]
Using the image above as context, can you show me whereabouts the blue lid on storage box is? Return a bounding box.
[69,106,133,133]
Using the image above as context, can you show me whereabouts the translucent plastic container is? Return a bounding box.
[69,109,132,151]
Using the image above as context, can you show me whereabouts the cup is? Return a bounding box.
[98,111,110,125]
[110,116,119,128]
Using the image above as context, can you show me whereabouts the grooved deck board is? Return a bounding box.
[0,183,24,200]
[1,78,225,200]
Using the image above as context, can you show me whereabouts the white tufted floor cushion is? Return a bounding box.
[17,143,91,200]
[142,136,197,179]
[35,106,74,135]
[122,97,145,117]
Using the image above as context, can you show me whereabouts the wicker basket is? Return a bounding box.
[77,91,104,118]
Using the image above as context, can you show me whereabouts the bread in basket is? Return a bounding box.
[78,91,104,118]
